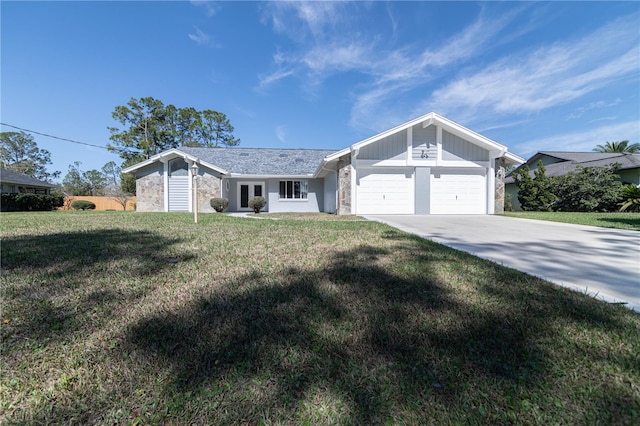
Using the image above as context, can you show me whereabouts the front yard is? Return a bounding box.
[1,212,639,424]
[505,211,640,231]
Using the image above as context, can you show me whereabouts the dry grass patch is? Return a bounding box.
[1,211,639,424]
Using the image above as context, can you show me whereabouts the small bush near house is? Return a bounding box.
[248,196,266,213]
[71,200,96,211]
[210,197,229,213]
[619,184,640,212]
[504,192,514,212]
[0,193,64,212]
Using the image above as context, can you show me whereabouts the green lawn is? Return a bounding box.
[1,212,639,424]
[504,211,640,231]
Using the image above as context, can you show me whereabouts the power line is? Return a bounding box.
[0,122,140,153]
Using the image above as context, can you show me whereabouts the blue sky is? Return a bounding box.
[2,1,639,181]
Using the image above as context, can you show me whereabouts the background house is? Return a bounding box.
[124,112,524,215]
[0,167,57,194]
[505,151,640,210]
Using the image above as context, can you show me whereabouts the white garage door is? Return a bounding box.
[356,168,413,214]
[430,168,486,214]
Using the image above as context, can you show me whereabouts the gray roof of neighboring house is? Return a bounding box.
[179,147,338,176]
[535,151,634,163]
[0,167,56,187]
[505,152,640,184]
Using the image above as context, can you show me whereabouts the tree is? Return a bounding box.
[175,107,203,147]
[101,161,121,188]
[102,161,133,210]
[513,161,555,211]
[108,97,177,161]
[119,157,139,195]
[0,131,60,181]
[593,140,640,153]
[550,165,622,212]
[62,162,107,196]
[107,97,241,160]
[199,110,240,147]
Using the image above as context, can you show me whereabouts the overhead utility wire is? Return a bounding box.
[0,122,140,153]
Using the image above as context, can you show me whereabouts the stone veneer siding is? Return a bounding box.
[196,175,221,213]
[494,158,506,214]
[136,174,164,212]
[337,156,352,215]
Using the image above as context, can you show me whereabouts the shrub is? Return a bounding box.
[248,196,266,213]
[71,200,96,211]
[513,161,555,211]
[620,184,640,212]
[550,165,622,212]
[210,197,229,213]
[504,192,514,212]
[0,193,64,212]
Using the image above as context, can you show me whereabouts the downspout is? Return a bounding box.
[160,156,169,212]
[488,149,506,215]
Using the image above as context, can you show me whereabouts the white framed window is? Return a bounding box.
[279,180,308,200]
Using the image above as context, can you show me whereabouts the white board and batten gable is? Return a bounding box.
[322,112,524,215]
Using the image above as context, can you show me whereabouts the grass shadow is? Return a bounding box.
[121,236,639,424]
[596,216,640,230]
[1,229,194,344]
[4,214,638,424]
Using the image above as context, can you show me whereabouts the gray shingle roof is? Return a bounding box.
[505,152,640,183]
[0,168,56,187]
[179,147,338,176]
[537,151,636,163]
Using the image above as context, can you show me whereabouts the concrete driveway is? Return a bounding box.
[364,215,640,311]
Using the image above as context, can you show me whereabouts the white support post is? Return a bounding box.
[406,126,413,163]
[191,163,199,223]
[161,158,169,212]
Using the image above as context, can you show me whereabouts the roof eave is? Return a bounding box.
[121,148,229,175]
[502,151,525,166]
[228,173,315,179]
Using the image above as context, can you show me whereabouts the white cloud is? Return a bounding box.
[257,68,296,91]
[263,1,344,39]
[275,125,287,143]
[418,15,639,123]
[190,1,219,17]
[188,26,211,45]
[259,3,639,139]
[348,11,523,130]
[568,99,622,120]
[512,120,640,157]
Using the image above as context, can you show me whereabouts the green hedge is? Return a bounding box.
[71,200,96,211]
[1,193,64,212]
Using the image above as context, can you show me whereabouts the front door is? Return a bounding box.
[239,182,265,210]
